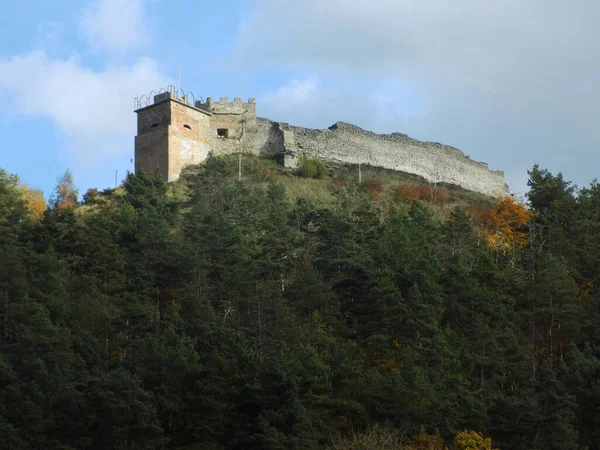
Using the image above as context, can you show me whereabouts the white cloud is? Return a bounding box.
[0,50,169,160]
[236,0,600,189]
[80,0,149,52]
[259,76,424,133]
[259,77,361,129]
[264,77,319,105]
[261,77,320,114]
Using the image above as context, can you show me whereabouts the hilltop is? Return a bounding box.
[174,153,496,210]
[135,90,508,198]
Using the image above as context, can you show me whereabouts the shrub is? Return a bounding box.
[331,178,345,188]
[395,184,448,205]
[359,179,386,199]
[83,188,99,205]
[453,430,494,450]
[298,154,327,179]
[257,167,278,181]
[465,202,493,227]
[333,427,494,450]
[408,427,447,450]
[332,425,407,450]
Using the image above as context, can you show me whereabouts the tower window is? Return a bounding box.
[183,124,192,130]
[217,128,229,138]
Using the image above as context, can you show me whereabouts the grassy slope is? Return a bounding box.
[81,153,498,219]
[175,154,497,216]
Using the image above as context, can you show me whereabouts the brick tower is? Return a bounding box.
[134,92,212,182]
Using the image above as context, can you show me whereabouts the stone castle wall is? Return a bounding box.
[240,118,508,197]
[135,94,508,197]
[196,97,258,156]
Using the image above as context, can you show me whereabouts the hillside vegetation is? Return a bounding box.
[173,154,495,212]
[1,155,600,449]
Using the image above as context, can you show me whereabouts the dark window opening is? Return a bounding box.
[151,123,159,128]
[217,128,229,138]
[183,124,192,130]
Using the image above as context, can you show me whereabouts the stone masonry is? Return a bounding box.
[134,92,508,197]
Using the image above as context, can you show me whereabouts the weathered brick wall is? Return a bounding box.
[135,127,169,176]
[167,102,212,181]
[135,100,172,177]
[137,101,171,135]
[135,99,212,182]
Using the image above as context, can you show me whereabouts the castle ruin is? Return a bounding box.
[134,89,508,197]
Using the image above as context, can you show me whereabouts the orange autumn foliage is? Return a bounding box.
[466,202,493,227]
[476,196,531,256]
[359,179,386,199]
[395,184,448,205]
[331,178,345,188]
[55,199,78,211]
[257,167,278,181]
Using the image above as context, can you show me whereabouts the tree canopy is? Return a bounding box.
[0,157,598,449]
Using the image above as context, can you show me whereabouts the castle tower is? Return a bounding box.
[195,97,256,155]
[134,92,212,182]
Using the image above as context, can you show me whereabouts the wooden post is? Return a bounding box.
[238,153,242,181]
[358,163,362,183]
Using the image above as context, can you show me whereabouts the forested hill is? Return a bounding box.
[2,154,600,450]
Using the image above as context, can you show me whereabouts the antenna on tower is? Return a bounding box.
[177,65,181,98]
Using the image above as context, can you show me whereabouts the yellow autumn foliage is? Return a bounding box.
[407,427,447,450]
[20,184,46,220]
[453,430,495,450]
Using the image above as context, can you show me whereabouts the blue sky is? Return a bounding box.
[2,0,600,199]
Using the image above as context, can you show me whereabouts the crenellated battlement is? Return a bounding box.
[196,97,256,116]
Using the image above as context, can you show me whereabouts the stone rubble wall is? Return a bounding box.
[240,118,508,198]
[242,118,285,156]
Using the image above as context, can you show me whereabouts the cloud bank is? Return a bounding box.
[0,0,168,166]
[0,51,168,160]
[240,0,600,193]
[80,0,150,52]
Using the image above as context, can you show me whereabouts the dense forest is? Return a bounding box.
[1,154,600,449]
